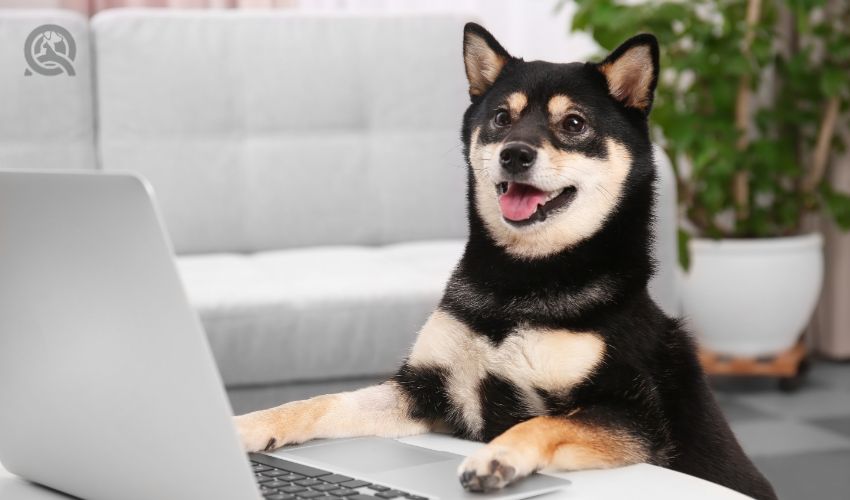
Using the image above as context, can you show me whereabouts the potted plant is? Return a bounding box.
[567,0,850,356]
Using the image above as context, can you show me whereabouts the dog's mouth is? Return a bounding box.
[496,182,578,226]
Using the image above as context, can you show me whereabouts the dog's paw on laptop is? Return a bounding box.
[458,444,535,491]
[234,412,282,453]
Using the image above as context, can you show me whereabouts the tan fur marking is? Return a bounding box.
[459,416,648,489]
[408,308,606,438]
[497,329,606,393]
[408,309,482,366]
[599,45,654,110]
[470,132,632,259]
[469,126,497,172]
[506,92,528,119]
[464,34,508,96]
[408,309,490,436]
[497,416,649,469]
[547,94,574,122]
[234,382,429,452]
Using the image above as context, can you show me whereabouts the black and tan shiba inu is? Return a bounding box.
[235,23,776,500]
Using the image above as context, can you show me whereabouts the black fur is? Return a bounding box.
[392,364,453,424]
[478,374,534,442]
[396,24,776,500]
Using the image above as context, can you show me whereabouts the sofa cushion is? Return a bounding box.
[0,10,96,171]
[177,240,465,386]
[93,11,469,254]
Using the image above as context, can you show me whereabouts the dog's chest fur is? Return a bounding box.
[406,309,605,439]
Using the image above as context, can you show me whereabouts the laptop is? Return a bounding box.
[0,171,570,500]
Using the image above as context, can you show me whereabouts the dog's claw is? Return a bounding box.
[460,470,477,489]
[459,458,518,491]
[234,413,285,453]
[490,460,516,482]
[459,445,527,492]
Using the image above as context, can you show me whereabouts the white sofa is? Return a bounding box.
[1,9,679,407]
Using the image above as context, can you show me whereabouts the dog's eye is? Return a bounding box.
[493,110,511,128]
[562,114,586,134]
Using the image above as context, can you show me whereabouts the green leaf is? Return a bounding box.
[702,180,726,212]
[819,66,846,97]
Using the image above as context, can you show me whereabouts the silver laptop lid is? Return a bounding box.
[0,171,258,500]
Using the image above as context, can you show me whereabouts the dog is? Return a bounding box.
[235,23,777,500]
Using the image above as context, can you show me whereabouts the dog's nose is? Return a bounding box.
[499,142,537,174]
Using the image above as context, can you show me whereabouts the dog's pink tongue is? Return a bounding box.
[499,183,547,221]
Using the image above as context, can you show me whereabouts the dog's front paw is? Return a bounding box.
[458,444,537,492]
[234,412,281,453]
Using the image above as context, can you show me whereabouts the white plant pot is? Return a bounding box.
[681,233,824,357]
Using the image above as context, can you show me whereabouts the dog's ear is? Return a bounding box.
[463,23,510,98]
[596,34,659,113]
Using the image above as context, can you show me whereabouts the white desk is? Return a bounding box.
[397,434,751,500]
[0,434,751,500]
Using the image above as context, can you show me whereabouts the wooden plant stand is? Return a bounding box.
[699,339,810,392]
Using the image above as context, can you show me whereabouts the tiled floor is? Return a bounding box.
[713,360,850,500]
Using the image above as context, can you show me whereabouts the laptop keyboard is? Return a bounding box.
[249,453,430,500]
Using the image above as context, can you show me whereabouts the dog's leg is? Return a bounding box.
[458,415,649,491]
[234,381,431,452]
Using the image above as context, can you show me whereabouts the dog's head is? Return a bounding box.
[461,24,659,260]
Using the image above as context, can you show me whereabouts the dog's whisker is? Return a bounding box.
[595,185,613,201]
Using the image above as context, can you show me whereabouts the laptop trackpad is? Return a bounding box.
[281,437,457,474]
[372,458,571,500]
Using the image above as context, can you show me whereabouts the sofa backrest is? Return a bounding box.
[0,10,96,172]
[92,11,470,254]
